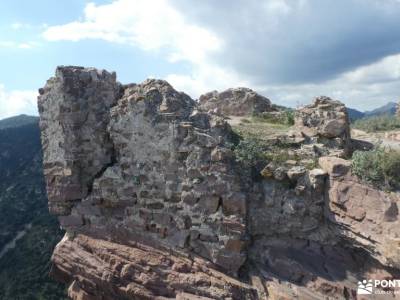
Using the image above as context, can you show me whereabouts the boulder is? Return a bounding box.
[326,174,400,269]
[294,96,352,156]
[318,156,351,177]
[287,166,307,181]
[199,87,272,116]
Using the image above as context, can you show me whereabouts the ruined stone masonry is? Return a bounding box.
[39,66,400,300]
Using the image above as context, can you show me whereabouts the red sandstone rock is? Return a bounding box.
[51,234,257,300]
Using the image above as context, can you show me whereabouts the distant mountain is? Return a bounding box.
[0,119,67,299]
[0,114,38,130]
[346,107,365,122]
[365,102,397,117]
[347,102,397,122]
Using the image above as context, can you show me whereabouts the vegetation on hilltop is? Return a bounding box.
[253,110,295,126]
[0,122,67,299]
[232,113,292,143]
[0,114,38,130]
[352,115,400,132]
[232,108,400,192]
[230,114,318,179]
[352,146,400,191]
[0,214,67,300]
[233,137,268,169]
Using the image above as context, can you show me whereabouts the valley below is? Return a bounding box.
[0,117,67,299]
[0,223,32,260]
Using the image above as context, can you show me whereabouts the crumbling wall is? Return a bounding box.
[39,67,248,277]
[294,96,352,157]
[39,67,400,300]
[38,67,122,215]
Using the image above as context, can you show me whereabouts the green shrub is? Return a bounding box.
[233,137,267,168]
[253,110,295,126]
[264,148,299,164]
[351,147,400,190]
[284,110,295,126]
[382,150,400,189]
[352,115,400,132]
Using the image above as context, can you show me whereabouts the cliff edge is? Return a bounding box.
[38,66,400,299]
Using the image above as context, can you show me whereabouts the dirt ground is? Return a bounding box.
[352,129,400,150]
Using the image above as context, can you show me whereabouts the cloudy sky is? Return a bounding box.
[1,0,400,119]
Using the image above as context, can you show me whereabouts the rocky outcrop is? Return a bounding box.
[199,88,272,116]
[294,96,352,157]
[39,67,400,300]
[320,156,400,269]
[51,234,257,300]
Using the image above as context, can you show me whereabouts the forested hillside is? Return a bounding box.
[0,117,67,299]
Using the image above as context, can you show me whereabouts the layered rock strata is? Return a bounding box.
[321,156,400,269]
[39,67,400,300]
[51,234,257,300]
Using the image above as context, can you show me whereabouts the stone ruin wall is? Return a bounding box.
[38,66,400,299]
[39,67,250,275]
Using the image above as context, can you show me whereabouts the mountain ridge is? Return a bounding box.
[346,101,397,121]
[0,114,38,130]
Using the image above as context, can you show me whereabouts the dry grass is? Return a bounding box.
[229,117,292,141]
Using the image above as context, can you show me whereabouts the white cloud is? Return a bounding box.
[0,40,39,49]
[166,64,250,98]
[11,22,32,30]
[42,0,245,98]
[342,54,400,84]
[43,0,221,65]
[0,41,15,48]
[0,85,38,119]
[167,53,400,111]
[42,0,400,110]
[17,43,33,49]
[254,54,400,110]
